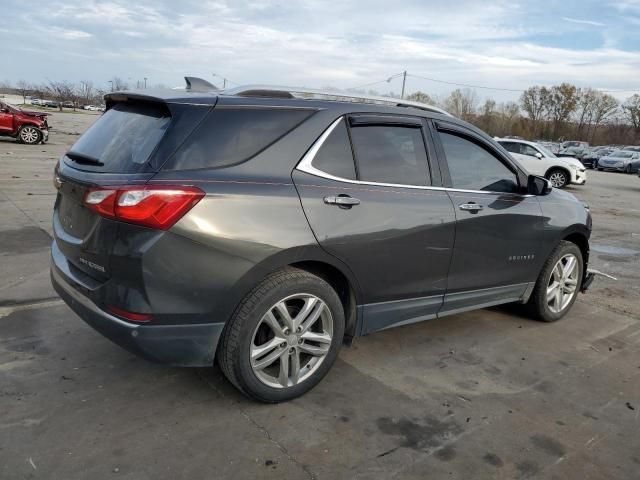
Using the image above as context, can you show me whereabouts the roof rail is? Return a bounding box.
[222,84,452,116]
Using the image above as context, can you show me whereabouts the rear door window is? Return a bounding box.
[350,124,430,186]
[163,107,314,170]
[312,119,356,180]
[67,102,171,173]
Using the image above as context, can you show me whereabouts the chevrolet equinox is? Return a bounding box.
[51,80,594,402]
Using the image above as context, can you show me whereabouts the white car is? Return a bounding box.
[495,138,586,189]
[83,105,98,111]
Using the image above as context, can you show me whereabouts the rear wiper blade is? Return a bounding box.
[66,151,104,166]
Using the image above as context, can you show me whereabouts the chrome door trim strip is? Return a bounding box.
[296,116,534,197]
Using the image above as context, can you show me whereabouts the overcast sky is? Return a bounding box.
[2,0,640,101]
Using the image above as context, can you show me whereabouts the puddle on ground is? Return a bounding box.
[591,244,639,256]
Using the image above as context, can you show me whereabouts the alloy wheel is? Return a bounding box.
[19,126,40,144]
[250,293,333,389]
[548,171,567,188]
[546,254,579,314]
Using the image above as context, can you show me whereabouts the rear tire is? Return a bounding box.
[217,268,345,403]
[525,241,583,322]
[17,125,42,145]
[546,169,569,189]
[625,165,632,174]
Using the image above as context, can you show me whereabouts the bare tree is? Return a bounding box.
[622,94,640,132]
[520,86,550,137]
[546,83,578,138]
[574,88,597,140]
[45,80,76,111]
[405,91,435,105]
[111,77,129,91]
[16,80,31,104]
[78,80,94,106]
[444,88,478,122]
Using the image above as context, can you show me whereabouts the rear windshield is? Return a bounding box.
[162,107,314,171]
[66,102,170,173]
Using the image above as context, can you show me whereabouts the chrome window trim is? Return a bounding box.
[296,116,533,197]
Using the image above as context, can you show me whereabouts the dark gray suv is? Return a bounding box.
[51,81,594,402]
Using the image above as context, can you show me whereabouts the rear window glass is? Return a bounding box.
[67,102,170,173]
[163,108,314,171]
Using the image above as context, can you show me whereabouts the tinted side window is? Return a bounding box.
[164,108,314,170]
[312,119,356,180]
[350,125,430,186]
[440,132,518,193]
[500,141,521,154]
[521,144,540,157]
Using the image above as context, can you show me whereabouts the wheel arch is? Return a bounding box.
[545,165,571,181]
[228,246,363,339]
[561,226,591,288]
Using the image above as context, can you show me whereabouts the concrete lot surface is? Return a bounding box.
[1,112,639,479]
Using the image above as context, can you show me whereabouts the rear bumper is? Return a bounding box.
[51,256,225,367]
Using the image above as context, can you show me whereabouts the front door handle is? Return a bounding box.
[324,195,361,208]
[458,202,483,213]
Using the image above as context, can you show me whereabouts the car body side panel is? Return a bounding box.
[293,170,456,334]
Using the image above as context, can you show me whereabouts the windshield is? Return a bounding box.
[535,143,557,158]
[610,151,633,158]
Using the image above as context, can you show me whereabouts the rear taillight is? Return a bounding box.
[83,185,204,230]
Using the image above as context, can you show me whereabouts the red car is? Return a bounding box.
[0,100,50,144]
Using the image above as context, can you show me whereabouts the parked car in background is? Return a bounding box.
[0,100,50,144]
[30,98,43,106]
[83,105,99,111]
[622,146,640,153]
[598,150,640,173]
[43,100,59,108]
[582,147,614,169]
[496,138,586,188]
[559,141,589,159]
[50,82,594,402]
[538,141,560,155]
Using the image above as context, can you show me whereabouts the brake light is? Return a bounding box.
[106,305,153,322]
[84,185,204,230]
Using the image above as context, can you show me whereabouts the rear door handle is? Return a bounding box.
[324,195,361,208]
[458,202,483,212]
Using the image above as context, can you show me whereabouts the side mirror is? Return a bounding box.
[528,175,552,196]
[535,152,543,159]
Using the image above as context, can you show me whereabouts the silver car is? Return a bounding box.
[598,150,640,173]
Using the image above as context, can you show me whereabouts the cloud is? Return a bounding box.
[50,27,93,39]
[561,17,606,26]
[1,0,638,101]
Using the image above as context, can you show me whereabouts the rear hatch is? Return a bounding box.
[53,100,185,282]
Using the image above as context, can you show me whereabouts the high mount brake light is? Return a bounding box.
[83,185,205,230]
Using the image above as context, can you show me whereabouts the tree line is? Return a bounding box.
[404,84,640,146]
[2,77,639,145]
[0,77,136,111]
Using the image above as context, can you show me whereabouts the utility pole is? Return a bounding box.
[108,80,113,92]
[401,70,407,99]
[144,77,147,89]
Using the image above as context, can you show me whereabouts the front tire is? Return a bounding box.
[17,125,42,145]
[217,268,345,403]
[547,169,569,189]
[525,241,583,322]
[625,164,632,174]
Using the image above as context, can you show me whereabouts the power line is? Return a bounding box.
[349,71,640,95]
[347,72,404,91]
[407,73,525,92]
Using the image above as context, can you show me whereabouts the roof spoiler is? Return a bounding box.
[184,76,217,92]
